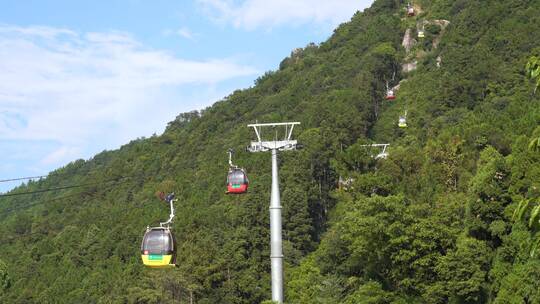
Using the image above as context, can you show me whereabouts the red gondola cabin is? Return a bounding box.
[386,89,396,100]
[227,168,249,194]
[407,6,415,16]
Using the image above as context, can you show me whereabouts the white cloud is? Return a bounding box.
[0,24,76,38]
[163,27,196,40]
[41,146,81,166]
[197,0,373,30]
[177,27,195,39]
[0,25,258,170]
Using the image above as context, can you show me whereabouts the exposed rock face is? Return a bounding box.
[338,176,355,190]
[432,19,451,29]
[402,28,416,54]
[401,18,449,72]
[418,19,450,29]
[402,61,417,73]
[413,3,423,15]
[430,19,450,49]
[391,79,407,91]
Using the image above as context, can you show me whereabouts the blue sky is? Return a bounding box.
[0,0,374,192]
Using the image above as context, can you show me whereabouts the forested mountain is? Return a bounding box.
[1,0,540,303]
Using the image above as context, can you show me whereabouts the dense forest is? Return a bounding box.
[1,0,540,303]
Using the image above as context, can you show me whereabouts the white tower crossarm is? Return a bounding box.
[247,122,300,153]
[360,143,390,148]
[360,144,390,159]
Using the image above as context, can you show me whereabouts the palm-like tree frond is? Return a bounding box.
[513,199,532,222]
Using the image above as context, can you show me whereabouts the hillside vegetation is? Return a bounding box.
[1,0,540,303]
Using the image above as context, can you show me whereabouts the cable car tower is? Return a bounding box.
[361,143,390,159]
[247,122,301,304]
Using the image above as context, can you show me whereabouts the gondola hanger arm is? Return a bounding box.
[228,149,234,167]
[160,197,177,227]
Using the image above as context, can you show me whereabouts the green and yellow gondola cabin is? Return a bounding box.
[141,227,176,268]
[398,117,408,128]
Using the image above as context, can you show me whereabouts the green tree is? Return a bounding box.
[0,260,10,295]
[467,147,510,243]
[513,198,540,257]
[494,260,540,304]
[343,282,395,304]
[513,132,540,257]
[286,255,324,304]
[430,236,491,303]
[526,56,540,94]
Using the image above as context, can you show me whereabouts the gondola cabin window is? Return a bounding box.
[143,230,172,253]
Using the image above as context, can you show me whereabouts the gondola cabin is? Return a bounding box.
[418,30,425,38]
[141,227,176,268]
[398,116,408,128]
[407,6,415,16]
[227,168,249,194]
[386,89,396,100]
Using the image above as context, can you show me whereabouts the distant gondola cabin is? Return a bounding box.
[407,6,415,16]
[398,117,408,128]
[227,168,249,194]
[418,30,425,38]
[141,227,176,268]
[386,89,396,100]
